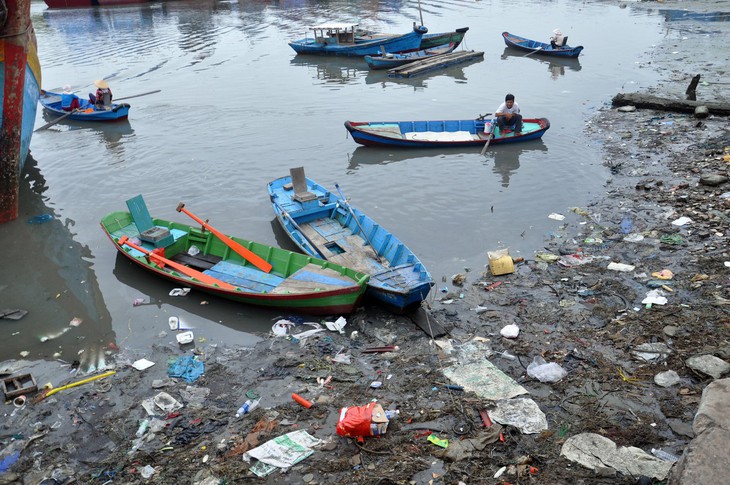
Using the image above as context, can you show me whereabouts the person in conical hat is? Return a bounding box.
[550,28,565,49]
[89,79,113,109]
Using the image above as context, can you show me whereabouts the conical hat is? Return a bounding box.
[94,79,109,89]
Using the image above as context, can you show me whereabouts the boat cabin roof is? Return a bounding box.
[311,22,358,31]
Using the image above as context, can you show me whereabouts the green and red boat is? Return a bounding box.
[101,196,369,315]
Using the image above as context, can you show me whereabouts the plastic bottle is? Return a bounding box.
[650,448,679,462]
[235,398,260,418]
[136,419,150,437]
[27,214,53,224]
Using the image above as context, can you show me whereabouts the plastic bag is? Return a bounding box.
[527,356,567,383]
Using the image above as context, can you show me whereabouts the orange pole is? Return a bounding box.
[0,0,31,223]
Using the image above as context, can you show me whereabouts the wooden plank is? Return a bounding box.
[409,307,447,338]
[206,260,284,292]
[612,92,730,116]
[387,51,484,78]
[300,222,382,274]
[271,263,359,294]
[170,252,222,271]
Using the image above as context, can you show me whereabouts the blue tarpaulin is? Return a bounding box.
[167,356,204,383]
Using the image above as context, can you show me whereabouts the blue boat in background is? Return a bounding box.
[1,27,42,172]
[40,91,130,122]
[345,118,550,148]
[268,168,434,313]
[289,22,427,57]
[502,31,583,58]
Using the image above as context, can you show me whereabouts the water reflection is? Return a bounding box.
[38,112,135,160]
[489,140,548,188]
[500,48,581,80]
[289,56,366,85]
[0,156,114,372]
[347,145,472,172]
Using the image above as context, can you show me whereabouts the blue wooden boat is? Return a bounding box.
[419,27,469,50]
[267,169,434,313]
[1,27,41,172]
[40,90,130,122]
[502,31,583,58]
[364,42,457,70]
[345,118,550,148]
[289,23,427,57]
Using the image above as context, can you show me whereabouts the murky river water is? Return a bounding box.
[2,0,682,369]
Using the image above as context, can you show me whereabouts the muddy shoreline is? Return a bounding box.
[3,1,730,484]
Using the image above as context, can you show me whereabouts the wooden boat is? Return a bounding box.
[1,25,41,172]
[289,23,427,57]
[40,91,130,122]
[43,0,146,7]
[364,42,457,70]
[101,195,369,315]
[267,169,434,313]
[419,27,469,50]
[502,32,583,58]
[345,118,550,148]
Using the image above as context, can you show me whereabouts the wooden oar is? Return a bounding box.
[176,203,273,273]
[34,108,79,132]
[334,183,383,263]
[118,236,237,290]
[480,119,497,155]
[273,201,328,260]
[114,90,161,102]
[523,46,543,57]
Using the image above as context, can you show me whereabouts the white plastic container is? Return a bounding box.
[176,331,194,345]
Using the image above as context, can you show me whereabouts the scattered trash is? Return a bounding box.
[607,262,635,272]
[561,433,673,480]
[68,317,82,327]
[323,316,347,334]
[489,397,548,434]
[12,395,26,407]
[651,448,679,462]
[642,289,668,306]
[32,371,116,403]
[167,355,204,383]
[624,233,645,242]
[1,373,37,399]
[671,216,692,226]
[243,430,323,477]
[500,324,520,339]
[336,402,393,438]
[132,358,155,371]
[140,464,156,478]
[168,317,180,330]
[527,356,568,383]
[362,345,399,353]
[153,391,183,413]
[632,343,672,362]
[169,288,191,297]
[443,359,528,401]
[235,398,261,417]
[27,214,53,224]
[187,245,201,256]
[292,393,314,409]
[132,298,146,306]
[370,381,383,389]
[176,331,194,345]
[548,213,565,221]
[488,248,515,276]
[427,434,449,448]
[651,269,674,280]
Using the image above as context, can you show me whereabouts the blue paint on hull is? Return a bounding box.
[502,31,583,58]
[0,61,40,172]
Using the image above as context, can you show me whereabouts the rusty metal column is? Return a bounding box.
[0,0,31,223]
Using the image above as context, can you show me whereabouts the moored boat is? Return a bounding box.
[289,23,427,57]
[101,195,369,315]
[502,31,583,58]
[267,168,434,313]
[1,24,41,172]
[40,90,130,122]
[419,27,469,50]
[364,42,456,70]
[345,118,550,148]
[43,0,147,8]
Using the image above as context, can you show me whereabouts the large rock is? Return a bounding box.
[669,379,730,484]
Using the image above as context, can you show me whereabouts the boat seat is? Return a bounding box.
[290,166,317,202]
[561,36,568,46]
[126,194,174,248]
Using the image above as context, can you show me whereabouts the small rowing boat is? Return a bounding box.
[101,195,369,315]
[364,42,457,70]
[345,118,550,148]
[40,90,130,122]
[502,31,583,58]
[289,22,427,56]
[267,168,434,313]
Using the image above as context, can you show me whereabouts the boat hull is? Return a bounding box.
[40,91,130,122]
[1,31,42,172]
[419,27,468,50]
[502,31,583,58]
[101,209,369,315]
[345,118,550,148]
[364,42,456,70]
[289,25,426,57]
[268,175,434,313]
[43,0,147,8]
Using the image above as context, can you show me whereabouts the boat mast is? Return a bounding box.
[417,0,424,27]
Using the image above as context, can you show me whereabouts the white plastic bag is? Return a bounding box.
[527,356,568,383]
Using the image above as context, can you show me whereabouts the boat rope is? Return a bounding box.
[0,22,32,39]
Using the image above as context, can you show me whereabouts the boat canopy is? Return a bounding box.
[311,23,358,31]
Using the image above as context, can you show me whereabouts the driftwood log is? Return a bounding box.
[612,93,730,116]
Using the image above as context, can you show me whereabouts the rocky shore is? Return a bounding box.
[2,1,729,484]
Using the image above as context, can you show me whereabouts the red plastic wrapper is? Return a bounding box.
[336,402,389,437]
